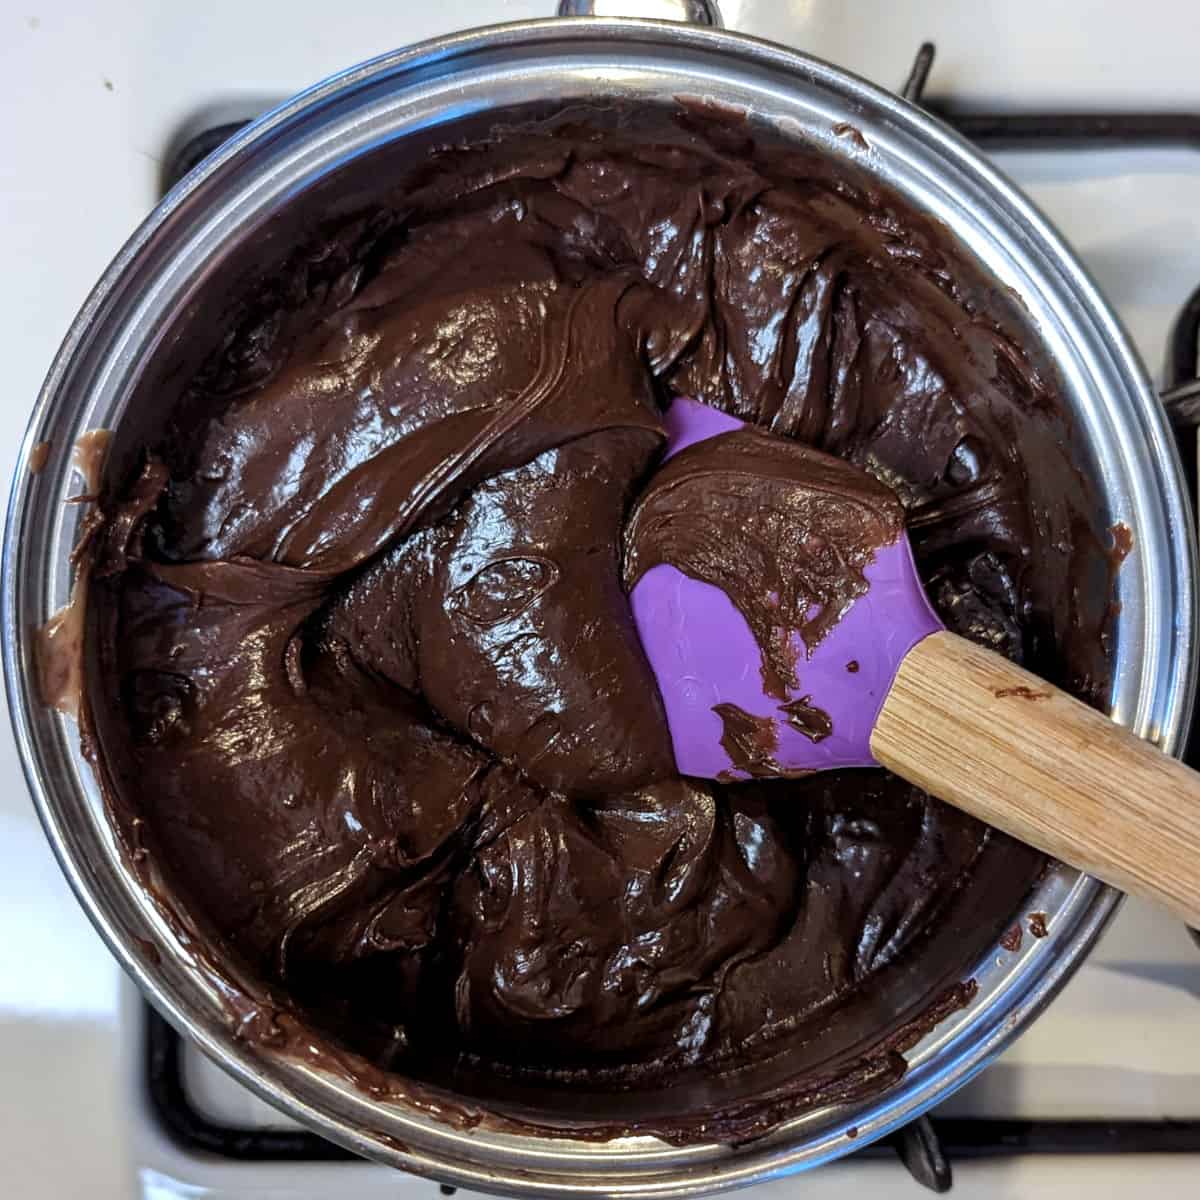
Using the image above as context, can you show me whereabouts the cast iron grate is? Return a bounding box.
[141,40,1200,1196]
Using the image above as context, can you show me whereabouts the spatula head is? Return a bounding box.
[627,399,943,781]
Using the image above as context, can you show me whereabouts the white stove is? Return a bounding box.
[3,3,1200,1198]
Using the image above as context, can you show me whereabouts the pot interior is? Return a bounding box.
[88,100,1060,1133]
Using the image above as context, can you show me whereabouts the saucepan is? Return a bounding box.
[3,2,1196,1194]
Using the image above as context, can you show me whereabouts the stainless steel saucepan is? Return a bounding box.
[4,2,1196,1194]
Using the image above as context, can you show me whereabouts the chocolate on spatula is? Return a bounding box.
[626,398,1200,928]
[625,397,941,779]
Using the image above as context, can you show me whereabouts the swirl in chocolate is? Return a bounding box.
[80,105,1110,1138]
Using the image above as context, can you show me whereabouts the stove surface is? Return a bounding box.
[4,3,1200,1198]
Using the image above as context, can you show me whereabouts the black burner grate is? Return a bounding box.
[141,40,1200,1196]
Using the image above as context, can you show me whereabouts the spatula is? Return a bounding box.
[628,398,1200,926]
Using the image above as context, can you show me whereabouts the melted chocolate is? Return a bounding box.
[70,429,112,500]
[37,575,87,718]
[1110,521,1135,564]
[831,122,870,152]
[1000,924,1023,953]
[713,701,785,777]
[78,104,1112,1138]
[779,696,834,742]
[625,427,904,696]
[38,430,116,717]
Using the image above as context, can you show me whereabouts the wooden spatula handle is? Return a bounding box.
[871,630,1200,927]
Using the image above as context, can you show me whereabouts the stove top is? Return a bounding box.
[4,6,1200,1200]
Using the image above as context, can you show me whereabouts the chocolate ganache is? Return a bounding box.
[80,105,1112,1135]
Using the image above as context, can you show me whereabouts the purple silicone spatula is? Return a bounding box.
[627,397,1200,927]
[630,398,942,780]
